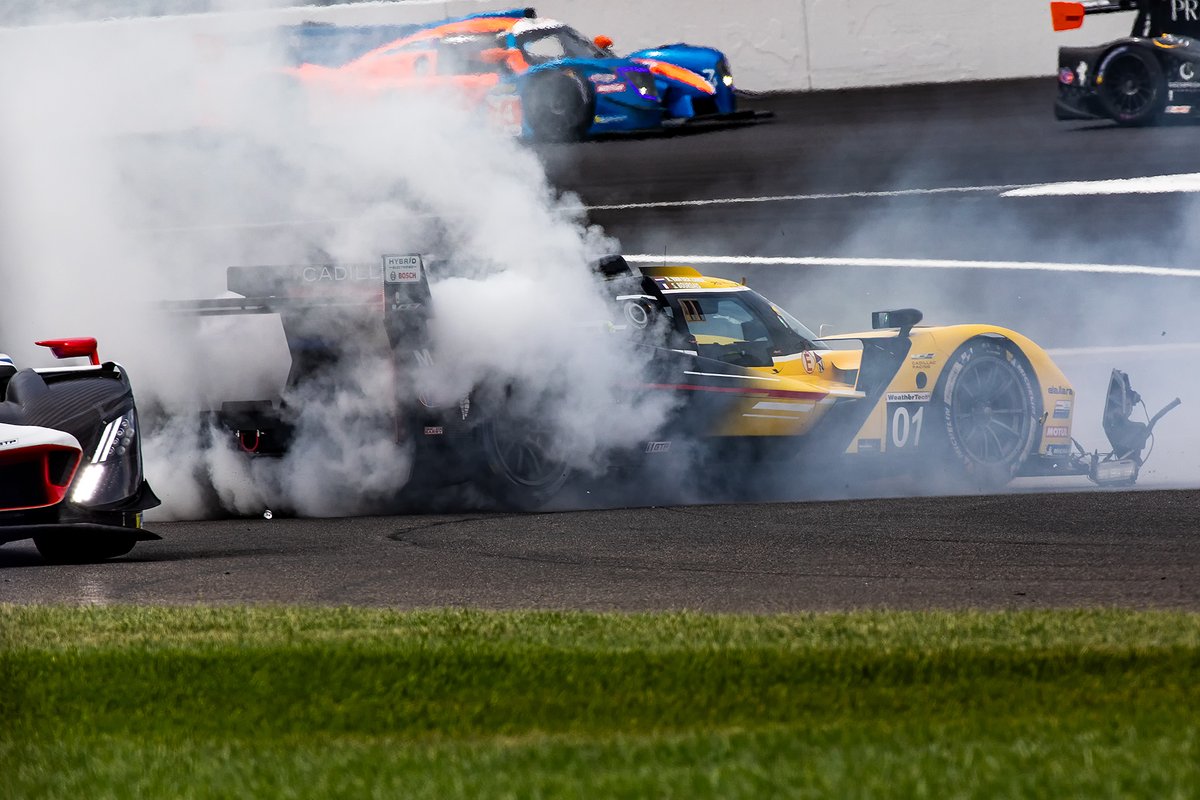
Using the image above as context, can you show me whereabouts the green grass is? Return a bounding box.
[2,606,1198,798]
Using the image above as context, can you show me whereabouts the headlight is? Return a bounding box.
[71,409,142,506]
[718,57,734,87]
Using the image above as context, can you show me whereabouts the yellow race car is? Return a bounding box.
[623,261,1176,492]
[172,254,1178,509]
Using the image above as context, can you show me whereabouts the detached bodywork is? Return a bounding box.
[1052,0,1200,123]
[285,7,768,140]
[0,339,159,563]
[167,256,1175,510]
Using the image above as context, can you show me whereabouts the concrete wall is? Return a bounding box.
[5,0,1139,92]
[277,0,1138,91]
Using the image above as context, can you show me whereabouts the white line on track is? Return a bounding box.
[140,185,1024,233]
[591,172,1200,211]
[1002,173,1200,198]
[1047,342,1200,357]
[138,173,1200,233]
[585,184,1021,211]
[623,254,1200,279]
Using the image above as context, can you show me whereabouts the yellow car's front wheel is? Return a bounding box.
[930,338,1040,491]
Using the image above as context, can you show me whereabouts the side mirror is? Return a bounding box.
[594,35,614,50]
[871,308,923,331]
[818,324,834,338]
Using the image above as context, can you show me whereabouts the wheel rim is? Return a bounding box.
[950,357,1030,465]
[1103,56,1154,116]
[490,426,564,488]
[545,90,570,117]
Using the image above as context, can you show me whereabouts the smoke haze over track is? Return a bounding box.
[0,14,1194,519]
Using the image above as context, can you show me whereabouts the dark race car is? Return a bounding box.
[165,255,1178,511]
[0,339,160,563]
[1053,0,1200,124]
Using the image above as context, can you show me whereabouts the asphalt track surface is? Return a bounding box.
[4,78,1200,607]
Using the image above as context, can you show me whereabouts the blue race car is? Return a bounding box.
[285,8,769,140]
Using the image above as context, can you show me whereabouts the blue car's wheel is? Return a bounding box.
[522,70,594,141]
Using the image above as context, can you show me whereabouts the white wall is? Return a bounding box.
[281,0,1138,91]
[3,0,1140,92]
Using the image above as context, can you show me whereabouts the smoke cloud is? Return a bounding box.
[0,5,677,519]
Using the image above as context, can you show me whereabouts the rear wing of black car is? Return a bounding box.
[161,252,661,389]
[162,255,430,388]
[1052,1,1143,32]
[1051,0,1200,38]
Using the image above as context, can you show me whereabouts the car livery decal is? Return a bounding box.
[633,58,715,94]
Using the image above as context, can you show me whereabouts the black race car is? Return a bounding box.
[0,339,159,563]
[1053,0,1200,124]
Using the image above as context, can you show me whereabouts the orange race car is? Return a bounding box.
[283,7,767,140]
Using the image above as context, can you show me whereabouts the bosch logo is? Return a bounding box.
[384,254,423,284]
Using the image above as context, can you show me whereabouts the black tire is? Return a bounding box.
[521,70,594,142]
[479,419,571,510]
[930,338,1040,491]
[1097,46,1166,126]
[34,532,138,564]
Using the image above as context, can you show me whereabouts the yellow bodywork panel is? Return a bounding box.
[822,325,1075,456]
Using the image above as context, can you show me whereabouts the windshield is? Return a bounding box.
[667,290,819,366]
[516,26,604,63]
[769,303,823,346]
